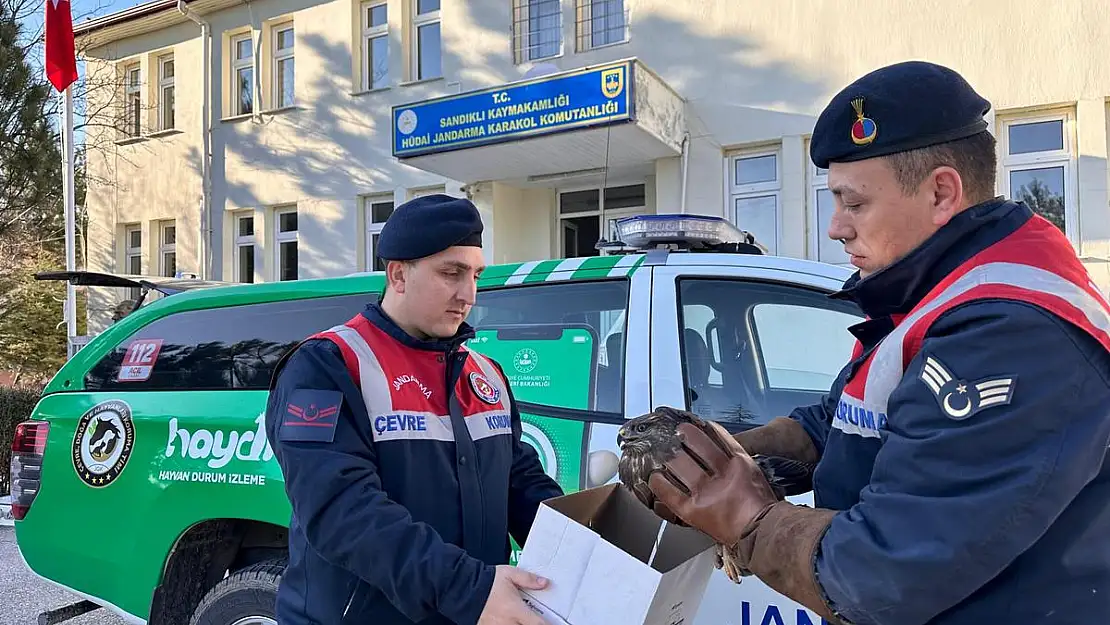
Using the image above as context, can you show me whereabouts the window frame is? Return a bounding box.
[998,111,1078,244]
[574,0,628,53]
[726,147,782,255]
[412,0,442,81]
[361,0,390,91]
[363,194,395,272]
[274,206,299,281]
[157,55,175,131]
[272,22,295,109]
[123,64,142,137]
[231,33,255,116]
[807,161,853,266]
[123,225,143,300]
[233,212,256,283]
[159,221,177,278]
[555,182,648,258]
[512,0,563,64]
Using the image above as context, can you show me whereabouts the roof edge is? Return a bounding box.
[74,0,182,36]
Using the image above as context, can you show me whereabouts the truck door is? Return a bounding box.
[648,262,864,625]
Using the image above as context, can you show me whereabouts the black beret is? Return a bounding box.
[376,194,483,261]
[810,60,992,169]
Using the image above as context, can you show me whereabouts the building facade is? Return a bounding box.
[75,0,1110,332]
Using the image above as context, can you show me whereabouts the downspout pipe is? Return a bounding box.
[679,132,690,214]
[177,0,212,280]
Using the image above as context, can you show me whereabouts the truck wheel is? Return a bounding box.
[189,557,286,625]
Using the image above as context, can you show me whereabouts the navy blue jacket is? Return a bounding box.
[790,199,1110,624]
[264,303,563,625]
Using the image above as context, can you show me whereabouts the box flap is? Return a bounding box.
[650,521,716,573]
[517,504,600,617]
[644,546,717,625]
[590,485,669,564]
[545,482,618,525]
[570,538,660,625]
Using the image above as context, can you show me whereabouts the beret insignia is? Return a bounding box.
[850,97,877,146]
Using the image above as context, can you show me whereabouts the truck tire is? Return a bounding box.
[189,557,286,625]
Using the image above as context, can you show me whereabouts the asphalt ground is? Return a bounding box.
[0,527,126,625]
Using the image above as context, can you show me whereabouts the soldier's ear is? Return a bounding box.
[385,260,410,293]
[929,165,965,226]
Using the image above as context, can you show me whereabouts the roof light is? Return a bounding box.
[612,214,765,253]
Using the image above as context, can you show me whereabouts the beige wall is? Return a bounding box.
[79,0,1110,330]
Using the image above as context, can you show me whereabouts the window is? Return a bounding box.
[273,24,295,108]
[678,278,862,426]
[84,294,371,391]
[159,221,177,278]
[275,207,298,281]
[513,0,562,64]
[364,196,395,271]
[234,213,256,283]
[575,0,627,51]
[809,163,851,265]
[728,149,780,255]
[232,34,254,116]
[361,1,389,90]
[158,55,175,130]
[124,225,142,299]
[1001,113,1074,236]
[123,65,141,137]
[409,185,445,199]
[468,279,630,414]
[558,184,646,258]
[412,0,441,80]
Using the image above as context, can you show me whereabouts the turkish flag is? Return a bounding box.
[45,0,78,92]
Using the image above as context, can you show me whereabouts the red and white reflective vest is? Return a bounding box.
[835,214,1110,438]
[309,313,515,444]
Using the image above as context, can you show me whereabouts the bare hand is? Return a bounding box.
[477,565,550,625]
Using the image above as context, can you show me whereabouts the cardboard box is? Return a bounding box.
[516,483,717,625]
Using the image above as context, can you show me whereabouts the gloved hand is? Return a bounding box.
[645,421,845,624]
[646,422,779,545]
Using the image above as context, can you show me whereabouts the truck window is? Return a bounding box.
[468,279,629,414]
[677,278,862,426]
[84,294,369,391]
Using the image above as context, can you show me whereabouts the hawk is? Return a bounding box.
[616,406,815,583]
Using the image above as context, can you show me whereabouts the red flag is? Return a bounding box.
[45,0,78,92]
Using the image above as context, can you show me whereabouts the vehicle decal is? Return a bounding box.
[163,413,274,469]
[72,400,136,488]
[116,338,164,382]
[480,254,646,288]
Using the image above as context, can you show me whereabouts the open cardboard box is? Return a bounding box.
[516,483,717,625]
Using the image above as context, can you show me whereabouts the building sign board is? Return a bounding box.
[392,60,635,158]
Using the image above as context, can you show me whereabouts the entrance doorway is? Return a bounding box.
[557,183,646,257]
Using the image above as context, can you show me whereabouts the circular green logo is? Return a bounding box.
[513,348,538,374]
[521,422,557,480]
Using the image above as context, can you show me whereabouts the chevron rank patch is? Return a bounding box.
[918,356,1016,421]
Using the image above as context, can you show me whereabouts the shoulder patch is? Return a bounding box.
[279,388,344,442]
[918,356,1016,420]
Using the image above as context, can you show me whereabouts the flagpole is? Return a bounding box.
[62,83,76,357]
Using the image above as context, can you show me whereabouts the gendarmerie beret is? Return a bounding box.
[810,60,992,169]
[376,194,483,261]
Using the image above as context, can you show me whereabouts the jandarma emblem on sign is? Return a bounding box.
[72,399,136,488]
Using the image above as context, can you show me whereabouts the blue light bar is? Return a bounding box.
[613,214,755,249]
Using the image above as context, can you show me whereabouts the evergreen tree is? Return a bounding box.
[0,2,86,383]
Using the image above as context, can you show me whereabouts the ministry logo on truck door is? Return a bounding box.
[72,400,136,488]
